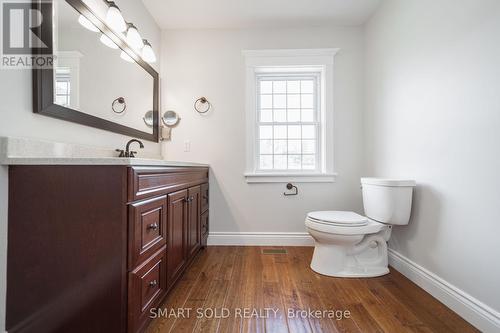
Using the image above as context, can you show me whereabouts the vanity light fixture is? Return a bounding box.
[141,39,156,63]
[78,15,99,32]
[125,23,143,50]
[80,2,156,64]
[100,34,118,49]
[104,1,126,32]
[120,51,135,63]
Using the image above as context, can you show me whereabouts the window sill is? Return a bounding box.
[244,172,337,183]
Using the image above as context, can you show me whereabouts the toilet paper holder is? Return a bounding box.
[284,183,298,196]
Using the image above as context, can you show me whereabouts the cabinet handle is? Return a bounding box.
[185,196,194,203]
[149,280,157,287]
[147,223,158,230]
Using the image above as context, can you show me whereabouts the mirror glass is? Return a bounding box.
[53,0,154,134]
[162,110,180,127]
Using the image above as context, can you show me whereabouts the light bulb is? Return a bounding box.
[141,39,156,63]
[126,23,143,50]
[120,51,134,63]
[78,15,99,32]
[100,34,118,49]
[105,2,126,32]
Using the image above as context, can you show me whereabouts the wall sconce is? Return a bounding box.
[99,34,118,49]
[120,51,134,62]
[105,1,126,32]
[78,15,99,32]
[141,40,156,63]
[125,23,143,50]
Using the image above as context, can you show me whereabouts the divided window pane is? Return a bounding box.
[273,109,286,122]
[257,76,319,171]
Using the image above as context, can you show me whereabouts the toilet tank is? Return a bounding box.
[361,178,416,225]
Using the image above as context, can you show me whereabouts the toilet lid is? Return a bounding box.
[307,211,368,227]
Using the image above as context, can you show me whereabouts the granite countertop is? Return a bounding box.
[0,137,208,167]
[0,156,209,167]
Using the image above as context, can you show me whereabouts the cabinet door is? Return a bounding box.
[167,189,188,284]
[201,210,209,247]
[187,186,201,258]
[201,183,209,213]
[128,195,167,270]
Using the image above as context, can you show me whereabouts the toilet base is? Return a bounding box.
[309,234,389,278]
[310,262,389,278]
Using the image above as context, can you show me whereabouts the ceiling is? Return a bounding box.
[142,0,382,30]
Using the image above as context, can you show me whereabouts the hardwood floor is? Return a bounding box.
[146,246,478,333]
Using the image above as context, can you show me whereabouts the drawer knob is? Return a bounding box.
[148,223,159,230]
[149,280,157,287]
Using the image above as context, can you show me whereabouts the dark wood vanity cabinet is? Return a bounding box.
[201,183,209,246]
[128,246,168,333]
[128,195,168,270]
[166,189,188,285]
[7,165,209,333]
[187,185,201,258]
[165,185,202,287]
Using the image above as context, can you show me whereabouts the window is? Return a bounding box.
[243,49,338,183]
[54,51,83,109]
[55,67,71,107]
[257,74,320,171]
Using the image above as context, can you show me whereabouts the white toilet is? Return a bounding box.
[305,178,416,278]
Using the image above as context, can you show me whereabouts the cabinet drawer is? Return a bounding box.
[128,246,167,333]
[128,167,209,201]
[201,211,209,236]
[201,183,209,213]
[129,196,167,269]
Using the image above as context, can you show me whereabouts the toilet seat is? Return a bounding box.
[306,211,385,235]
[307,211,368,226]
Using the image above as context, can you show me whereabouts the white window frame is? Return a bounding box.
[55,70,72,107]
[55,51,83,109]
[243,48,339,183]
[256,73,321,173]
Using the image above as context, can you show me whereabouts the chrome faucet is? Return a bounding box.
[116,139,144,158]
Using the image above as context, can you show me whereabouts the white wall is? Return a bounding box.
[0,0,161,330]
[364,0,500,327]
[160,26,365,235]
[58,26,154,133]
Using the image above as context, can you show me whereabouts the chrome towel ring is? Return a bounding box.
[194,97,211,114]
[111,97,126,114]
